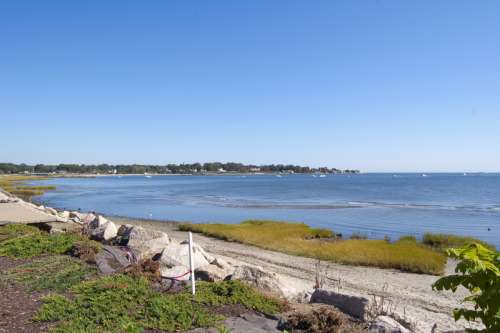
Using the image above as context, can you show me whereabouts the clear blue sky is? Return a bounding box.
[1,1,499,172]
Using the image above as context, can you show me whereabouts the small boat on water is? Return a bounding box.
[422,174,428,177]
[144,173,152,178]
[276,174,282,178]
[319,174,326,178]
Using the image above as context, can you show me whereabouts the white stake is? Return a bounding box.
[188,231,196,295]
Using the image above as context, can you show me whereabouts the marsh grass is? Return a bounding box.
[0,255,96,292]
[422,233,495,252]
[34,275,283,333]
[180,221,447,275]
[0,175,56,200]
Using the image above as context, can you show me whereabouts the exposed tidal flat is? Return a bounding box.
[31,173,500,248]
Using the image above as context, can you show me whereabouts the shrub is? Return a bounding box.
[433,243,500,332]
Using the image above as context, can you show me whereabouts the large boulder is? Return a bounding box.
[196,263,232,282]
[44,207,58,216]
[58,211,70,219]
[126,226,172,260]
[368,316,411,333]
[90,220,118,241]
[159,241,214,268]
[230,264,291,297]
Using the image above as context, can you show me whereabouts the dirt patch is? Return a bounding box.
[0,257,52,333]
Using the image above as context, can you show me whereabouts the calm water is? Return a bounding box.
[33,173,500,248]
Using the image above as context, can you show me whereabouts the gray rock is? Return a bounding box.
[44,207,58,215]
[127,226,171,259]
[160,241,213,268]
[90,220,118,241]
[369,315,411,333]
[196,263,231,282]
[230,264,287,296]
[58,211,70,219]
[186,313,280,333]
[310,289,370,320]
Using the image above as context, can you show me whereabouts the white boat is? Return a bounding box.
[422,174,428,177]
[276,174,282,178]
[319,174,326,178]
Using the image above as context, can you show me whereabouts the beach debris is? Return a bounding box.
[126,226,172,259]
[69,240,101,264]
[310,289,371,320]
[368,315,411,333]
[90,220,118,241]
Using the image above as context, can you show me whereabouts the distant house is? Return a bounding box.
[249,167,261,172]
[218,168,226,173]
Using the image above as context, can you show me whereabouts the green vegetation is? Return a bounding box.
[0,174,56,200]
[0,230,86,258]
[423,233,496,252]
[180,220,447,274]
[0,224,41,242]
[1,255,96,292]
[433,243,500,332]
[195,280,283,316]
[34,275,283,333]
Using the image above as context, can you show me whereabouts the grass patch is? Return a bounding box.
[0,224,41,242]
[180,220,447,275]
[0,255,96,292]
[34,275,282,333]
[422,233,496,252]
[0,229,86,258]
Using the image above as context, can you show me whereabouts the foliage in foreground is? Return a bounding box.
[180,221,446,274]
[0,229,86,258]
[423,233,495,252]
[433,244,500,332]
[0,255,96,292]
[34,275,283,333]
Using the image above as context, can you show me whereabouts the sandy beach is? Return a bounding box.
[110,216,481,333]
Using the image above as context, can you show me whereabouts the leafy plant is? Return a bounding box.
[432,243,500,332]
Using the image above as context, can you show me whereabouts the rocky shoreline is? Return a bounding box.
[0,190,483,332]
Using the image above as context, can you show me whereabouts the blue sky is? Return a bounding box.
[1,1,499,172]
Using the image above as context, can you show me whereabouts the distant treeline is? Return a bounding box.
[0,163,359,175]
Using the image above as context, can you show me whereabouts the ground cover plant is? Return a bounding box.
[1,255,97,292]
[0,224,41,242]
[34,274,284,333]
[180,220,447,274]
[0,229,87,258]
[433,243,500,332]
